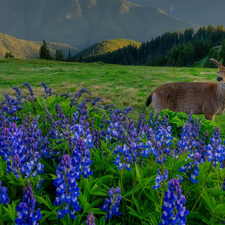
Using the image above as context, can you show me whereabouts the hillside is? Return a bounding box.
[75,38,141,58]
[0,0,199,49]
[0,33,80,59]
[129,0,225,26]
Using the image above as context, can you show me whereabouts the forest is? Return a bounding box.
[82,25,225,67]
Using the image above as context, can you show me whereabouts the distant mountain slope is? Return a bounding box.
[0,33,80,59]
[129,0,225,26]
[75,38,141,58]
[0,0,199,49]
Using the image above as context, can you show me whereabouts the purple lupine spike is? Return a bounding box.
[159,178,189,225]
[86,212,95,225]
[23,82,34,97]
[15,180,41,224]
[100,187,122,221]
[0,181,10,204]
[53,154,81,219]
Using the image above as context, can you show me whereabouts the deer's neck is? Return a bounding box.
[217,83,225,103]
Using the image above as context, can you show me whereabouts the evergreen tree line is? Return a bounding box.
[83,24,225,67]
[39,40,82,62]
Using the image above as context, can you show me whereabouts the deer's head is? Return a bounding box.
[210,58,225,82]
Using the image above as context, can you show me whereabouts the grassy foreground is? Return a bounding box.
[0,58,224,132]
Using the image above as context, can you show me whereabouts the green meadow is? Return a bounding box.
[1,58,225,132]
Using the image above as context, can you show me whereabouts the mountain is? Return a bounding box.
[0,0,199,50]
[129,0,225,27]
[75,38,141,58]
[0,33,80,59]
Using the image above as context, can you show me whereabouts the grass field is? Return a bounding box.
[1,58,225,132]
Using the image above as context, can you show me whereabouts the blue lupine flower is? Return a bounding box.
[100,187,122,221]
[160,178,189,225]
[86,212,95,225]
[41,81,51,99]
[91,97,104,107]
[12,87,22,103]
[53,154,81,219]
[74,88,91,100]
[0,181,10,204]
[72,138,93,179]
[2,93,22,122]
[15,180,42,224]
[23,82,34,97]
[205,127,225,168]
[0,123,27,176]
[176,112,201,155]
[153,169,168,190]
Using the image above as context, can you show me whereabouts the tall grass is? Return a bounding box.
[1,58,225,133]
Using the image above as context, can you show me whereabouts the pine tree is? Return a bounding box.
[55,50,65,61]
[78,54,83,62]
[39,40,53,60]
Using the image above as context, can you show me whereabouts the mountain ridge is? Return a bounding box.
[128,0,225,26]
[0,0,200,49]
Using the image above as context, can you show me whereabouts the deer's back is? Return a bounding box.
[152,82,218,114]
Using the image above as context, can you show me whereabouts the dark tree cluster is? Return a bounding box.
[4,52,15,58]
[83,24,225,67]
[39,40,75,62]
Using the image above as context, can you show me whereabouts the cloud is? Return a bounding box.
[169,6,174,13]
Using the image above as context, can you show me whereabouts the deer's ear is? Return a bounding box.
[210,58,221,67]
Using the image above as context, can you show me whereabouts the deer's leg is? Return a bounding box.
[204,114,215,121]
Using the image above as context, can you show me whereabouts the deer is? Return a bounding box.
[146,58,225,121]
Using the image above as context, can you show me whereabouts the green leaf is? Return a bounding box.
[126,206,141,219]
[133,197,142,216]
[169,116,184,127]
[124,184,142,197]
[201,194,212,212]
[135,164,143,186]
[99,216,105,225]
[87,199,103,210]
[40,159,56,174]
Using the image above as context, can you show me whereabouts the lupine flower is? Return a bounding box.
[153,169,168,190]
[41,82,49,99]
[100,187,122,221]
[53,154,81,219]
[23,82,34,97]
[205,127,224,168]
[0,181,10,204]
[72,138,93,179]
[86,212,95,225]
[160,178,189,225]
[0,123,27,176]
[2,93,22,122]
[15,180,42,224]
[176,112,200,155]
[74,88,91,99]
[177,112,203,183]
[91,97,104,107]
[12,87,22,103]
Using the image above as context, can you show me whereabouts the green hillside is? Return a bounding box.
[0,33,81,59]
[75,38,141,58]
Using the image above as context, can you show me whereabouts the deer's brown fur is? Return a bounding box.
[146,58,225,121]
